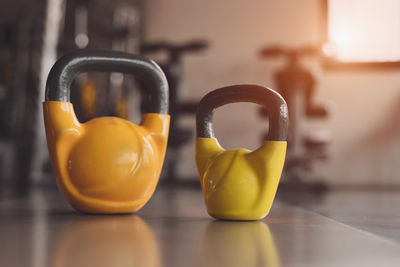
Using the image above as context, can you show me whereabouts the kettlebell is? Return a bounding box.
[196,85,288,220]
[43,50,169,214]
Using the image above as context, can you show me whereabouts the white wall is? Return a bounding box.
[145,0,400,187]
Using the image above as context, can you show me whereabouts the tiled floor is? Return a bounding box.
[281,190,400,242]
[1,187,400,267]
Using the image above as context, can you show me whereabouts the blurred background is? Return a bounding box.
[1,0,400,194]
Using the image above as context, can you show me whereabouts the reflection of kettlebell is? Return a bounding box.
[196,85,288,220]
[201,221,280,267]
[43,50,169,214]
[54,216,159,267]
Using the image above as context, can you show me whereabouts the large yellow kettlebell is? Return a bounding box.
[43,50,170,214]
[196,85,288,220]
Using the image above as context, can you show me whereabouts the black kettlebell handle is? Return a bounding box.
[45,49,169,114]
[196,85,288,141]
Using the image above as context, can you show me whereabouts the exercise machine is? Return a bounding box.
[258,45,330,192]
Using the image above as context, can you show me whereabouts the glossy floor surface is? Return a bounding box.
[1,187,400,267]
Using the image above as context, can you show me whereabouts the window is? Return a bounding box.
[323,0,400,65]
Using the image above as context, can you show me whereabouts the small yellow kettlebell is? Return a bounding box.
[43,50,170,214]
[196,85,288,220]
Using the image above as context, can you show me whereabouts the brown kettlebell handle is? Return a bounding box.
[45,49,169,114]
[196,84,288,141]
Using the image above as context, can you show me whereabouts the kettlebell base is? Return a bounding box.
[74,207,143,215]
[207,208,270,221]
[64,193,151,214]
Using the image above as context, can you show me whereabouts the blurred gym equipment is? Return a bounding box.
[258,45,330,192]
[0,0,48,192]
[141,40,208,185]
[61,0,144,122]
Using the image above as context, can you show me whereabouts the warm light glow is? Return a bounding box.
[322,43,337,57]
[327,0,400,62]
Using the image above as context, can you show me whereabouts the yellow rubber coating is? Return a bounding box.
[196,138,287,220]
[43,101,169,214]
